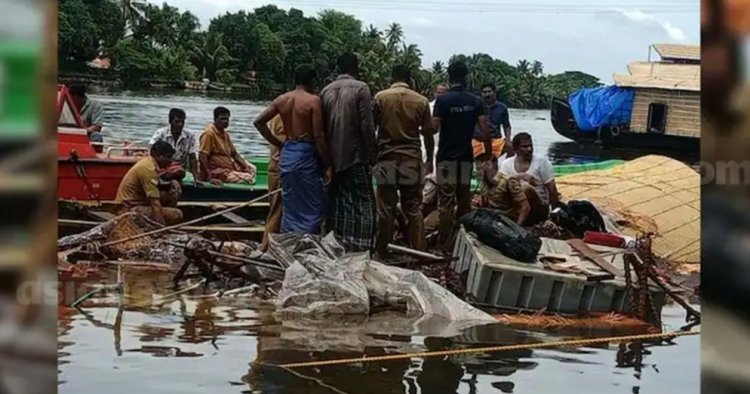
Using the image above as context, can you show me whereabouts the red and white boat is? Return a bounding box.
[57,84,147,201]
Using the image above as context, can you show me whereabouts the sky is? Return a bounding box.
[153,0,700,82]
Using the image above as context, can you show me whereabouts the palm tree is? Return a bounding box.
[385,22,404,50]
[110,0,149,37]
[531,60,543,77]
[431,61,444,74]
[516,60,531,75]
[189,32,236,81]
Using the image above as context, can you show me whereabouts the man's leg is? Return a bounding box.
[436,161,458,252]
[375,183,399,258]
[261,159,282,251]
[522,184,549,226]
[162,207,183,225]
[456,161,473,220]
[400,179,425,251]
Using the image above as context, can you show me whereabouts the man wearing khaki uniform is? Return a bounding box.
[373,65,435,258]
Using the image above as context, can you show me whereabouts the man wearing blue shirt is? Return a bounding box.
[473,82,512,162]
[432,61,492,252]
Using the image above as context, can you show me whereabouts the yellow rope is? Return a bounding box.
[274,329,699,369]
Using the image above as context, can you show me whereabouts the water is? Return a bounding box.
[58,267,699,394]
[61,91,700,393]
[90,89,699,166]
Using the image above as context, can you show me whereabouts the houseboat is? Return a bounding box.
[551,43,700,153]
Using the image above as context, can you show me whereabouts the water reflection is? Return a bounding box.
[58,268,698,394]
[547,141,700,166]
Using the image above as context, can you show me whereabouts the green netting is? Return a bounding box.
[185,157,625,193]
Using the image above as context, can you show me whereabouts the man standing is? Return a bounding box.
[149,108,198,183]
[320,53,378,252]
[432,61,492,252]
[199,106,257,186]
[115,140,183,225]
[258,114,285,251]
[372,65,435,258]
[473,82,512,165]
[254,65,332,235]
[424,83,447,170]
[68,82,104,144]
[499,132,559,223]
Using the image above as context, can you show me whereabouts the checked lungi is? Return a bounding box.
[326,162,377,252]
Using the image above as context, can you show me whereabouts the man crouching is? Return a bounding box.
[115,140,184,225]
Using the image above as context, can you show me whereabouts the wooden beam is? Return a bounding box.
[567,238,625,278]
[58,218,265,233]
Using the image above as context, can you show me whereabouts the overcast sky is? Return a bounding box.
[155,0,699,82]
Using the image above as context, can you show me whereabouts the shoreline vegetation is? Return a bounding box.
[60,0,603,108]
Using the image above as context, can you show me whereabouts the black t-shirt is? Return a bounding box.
[433,86,487,162]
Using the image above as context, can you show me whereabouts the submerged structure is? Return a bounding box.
[551,43,700,153]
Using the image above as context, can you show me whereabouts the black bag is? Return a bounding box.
[550,200,606,238]
[459,209,542,263]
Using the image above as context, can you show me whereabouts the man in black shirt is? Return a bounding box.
[432,61,492,251]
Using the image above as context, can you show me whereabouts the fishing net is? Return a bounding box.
[495,312,659,332]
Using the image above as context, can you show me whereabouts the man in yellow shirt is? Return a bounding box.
[199,106,257,185]
[115,140,183,225]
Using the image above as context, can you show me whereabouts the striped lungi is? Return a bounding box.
[327,162,377,252]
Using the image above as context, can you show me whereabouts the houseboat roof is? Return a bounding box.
[612,60,700,92]
[652,43,700,61]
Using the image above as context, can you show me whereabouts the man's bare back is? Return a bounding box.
[273,90,320,141]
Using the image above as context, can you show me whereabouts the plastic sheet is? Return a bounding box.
[568,85,634,131]
[271,232,496,327]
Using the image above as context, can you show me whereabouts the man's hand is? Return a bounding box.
[323,167,333,185]
[517,173,540,186]
[503,143,515,157]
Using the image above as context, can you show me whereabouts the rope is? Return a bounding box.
[273,330,699,369]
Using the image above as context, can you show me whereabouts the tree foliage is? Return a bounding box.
[58,1,602,107]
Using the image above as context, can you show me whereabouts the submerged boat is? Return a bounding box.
[551,43,700,153]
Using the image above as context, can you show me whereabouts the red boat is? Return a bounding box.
[57,84,147,201]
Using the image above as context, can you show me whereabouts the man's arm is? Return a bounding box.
[540,158,559,206]
[508,177,530,225]
[253,103,284,149]
[358,85,377,165]
[478,114,492,160]
[198,152,212,182]
[140,170,165,224]
[87,101,104,133]
[502,106,512,140]
[420,101,435,175]
[149,198,166,225]
[312,98,333,184]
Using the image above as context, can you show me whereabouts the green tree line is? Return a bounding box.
[59,0,603,109]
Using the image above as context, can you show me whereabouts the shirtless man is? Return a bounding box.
[253,64,333,234]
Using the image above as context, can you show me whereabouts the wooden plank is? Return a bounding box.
[58,219,265,233]
[567,238,625,278]
[86,210,116,222]
[59,199,270,208]
[220,211,251,225]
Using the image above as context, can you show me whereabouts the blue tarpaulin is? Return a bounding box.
[280,140,327,234]
[568,86,634,131]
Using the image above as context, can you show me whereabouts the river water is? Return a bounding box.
[58,90,700,393]
[88,89,699,165]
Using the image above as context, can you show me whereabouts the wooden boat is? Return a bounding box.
[550,43,700,154]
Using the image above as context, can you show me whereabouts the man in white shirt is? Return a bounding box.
[499,132,560,218]
[149,108,199,183]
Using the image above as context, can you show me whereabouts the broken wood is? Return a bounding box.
[165,241,285,272]
[628,253,700,323]
[387,244,449,261]
[59,218,265,233]
[567,238,625,278]
[98,190,280,248]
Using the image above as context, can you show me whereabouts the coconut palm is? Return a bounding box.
[189,32,236,81]
[109,0,149,37]
[385,22,403,50]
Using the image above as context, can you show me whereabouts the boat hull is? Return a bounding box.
[550,98,699,153]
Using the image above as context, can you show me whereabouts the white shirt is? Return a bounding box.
[500,155,555,205]
[149,126,197,165]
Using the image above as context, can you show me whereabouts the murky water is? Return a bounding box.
[89,89,698,166]
[62,91,700,393]
[57,266,699,394]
